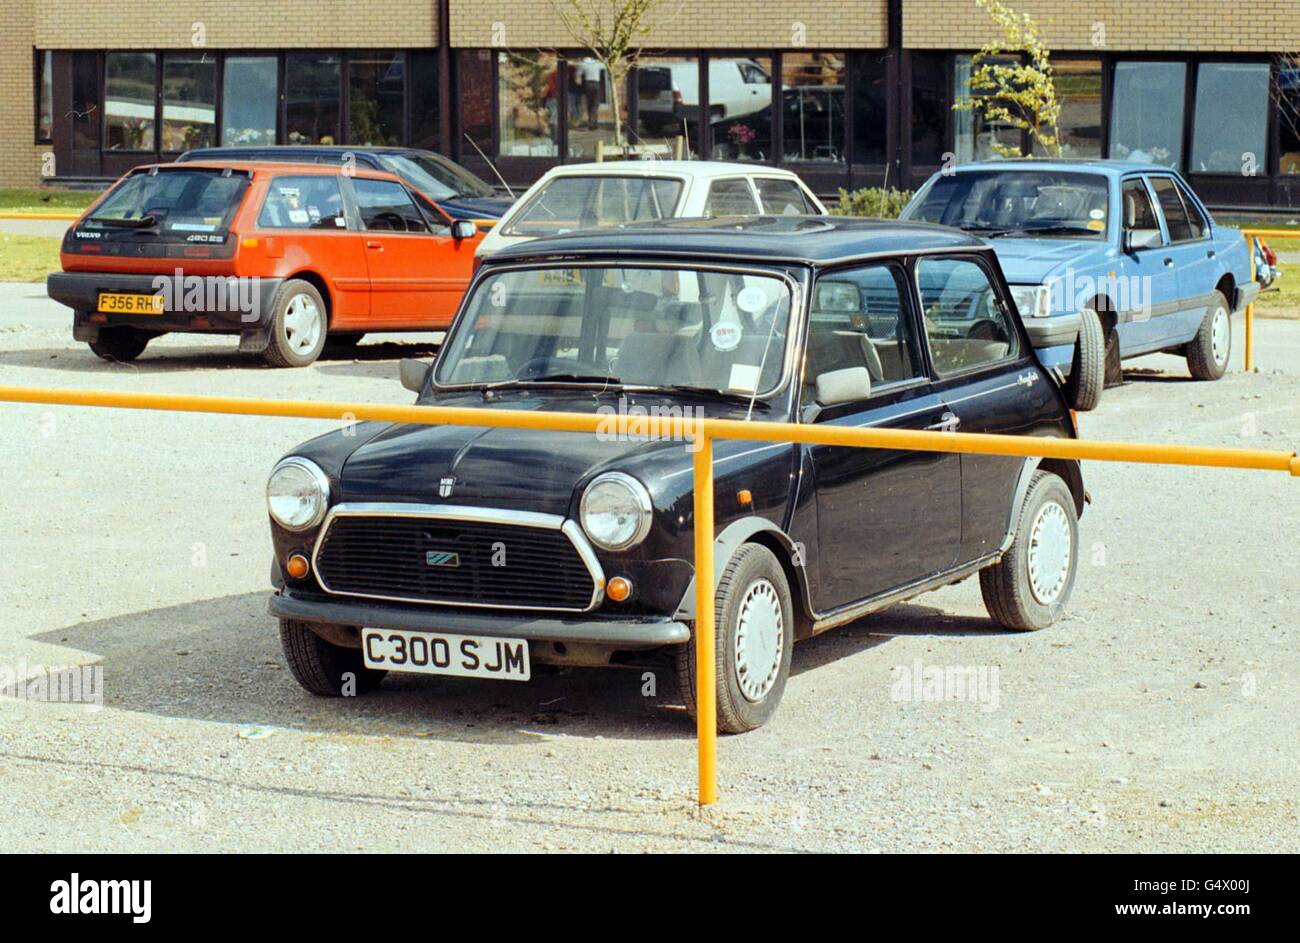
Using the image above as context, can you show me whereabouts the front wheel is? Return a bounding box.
[279,619,386,696]
[675,543,794,733]
[1063,306,1105,410]
[263,280,327,367]
[1186,290,1231,381]
[980,471,1079,631]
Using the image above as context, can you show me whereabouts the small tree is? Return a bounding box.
[551,0,667,150]
[953,0,1061,158]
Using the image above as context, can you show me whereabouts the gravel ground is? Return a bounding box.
[0,289,1296,853]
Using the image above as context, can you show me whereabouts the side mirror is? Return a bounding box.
[451,219,477,241]
[399,357,432,393]
[815,366,872,407]
[1124,228,1162,251]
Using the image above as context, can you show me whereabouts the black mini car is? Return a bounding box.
[266,217,1085,732]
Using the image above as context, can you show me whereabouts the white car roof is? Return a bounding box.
[536,161,806,181]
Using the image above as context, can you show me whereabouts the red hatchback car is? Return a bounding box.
[47,161,483,366]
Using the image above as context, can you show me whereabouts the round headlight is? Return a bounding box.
[580,472,652,551]
[266,458,329,531]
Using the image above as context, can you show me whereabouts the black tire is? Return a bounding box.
[1186,290,1231,381]
[88,327,151,363]
[279,619,386,696]
[322,333,365,358]
[675,543,794,734]
[980,471,1079,631]
[1102,322,1123,387]
[263,279,327,368]
[1063,306,1105,411]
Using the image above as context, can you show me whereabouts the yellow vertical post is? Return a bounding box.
[1245,234,1256,373]
[692,433,717,806]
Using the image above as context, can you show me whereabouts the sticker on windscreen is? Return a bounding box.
[710,322,742,352]
[728,363,761,392]
[1089,208,1105,220]
[736,285,769,314]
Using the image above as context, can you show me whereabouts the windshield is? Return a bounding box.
[379,153,495,201]
[503,176,684,238]
[85,169,248,234]
[908,170,1109,239]
[435,265,792,396]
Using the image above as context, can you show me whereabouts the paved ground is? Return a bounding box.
[0,292,1296,852]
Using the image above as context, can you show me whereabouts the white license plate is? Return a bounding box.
[361,628,530,681]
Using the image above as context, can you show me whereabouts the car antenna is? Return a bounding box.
[463,133,515,200]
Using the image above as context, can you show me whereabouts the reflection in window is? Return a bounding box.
[910,52,948,167]
[706,56,773,162]
[350,51,405,146]
[634,56,698,155]
[1110,61,1185,167]
[954,54,1022,161]
[286,53,340,145]
[565,56,626,159]
[221,56,277,146]
[850,52,888,165]
[457,50,495,176]
[162,55,216,151]
[1047,58,1102,158]
[917,257,1017,374]
[499,52,559,157]
[105,52,157,151]
[408,50,441,151]
[782,53,845,162]
[1191,62,1269,174]
[36,51,53,143]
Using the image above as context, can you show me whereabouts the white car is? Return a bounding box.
[637,58,773,134]
[475,161,827,258]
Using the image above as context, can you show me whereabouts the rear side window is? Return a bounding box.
[704,178,760,217]
[916,257,1018,375]
[1121,179,1160,232]
[258,175,347,229]
[505,176,683,237]
[354,178,430,233]
[1150,176,1194,242]
[87,170,248,234]
[1175,178,1208,238]
[755,178,814,215]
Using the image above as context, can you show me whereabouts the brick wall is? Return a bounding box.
[904,0,1300,52]
[0,0,44,188]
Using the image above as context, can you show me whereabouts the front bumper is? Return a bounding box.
[1024,311,1082,349]
[48,272,283,347]
[268,590,691,649]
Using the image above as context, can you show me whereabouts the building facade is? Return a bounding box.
[5,0,1300,209]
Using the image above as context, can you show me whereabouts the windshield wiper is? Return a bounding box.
[654,385,772,409]
[1007,224,1100,237]
[88,215,159,230]
[959,225,1016,236]
[482,373,624,391]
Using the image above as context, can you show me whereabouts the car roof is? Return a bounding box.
[536,160,807,181]
[135,160,402,180]
[182,145,430,159]
[951,158,1174,177]
[485,215,987,266]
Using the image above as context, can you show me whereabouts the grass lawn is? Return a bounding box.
[1254,267,1300,319]
[0,234,61,282]
[0,188,100,216]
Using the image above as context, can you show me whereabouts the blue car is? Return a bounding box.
[900,160,1259,409]
[178,145,515,223]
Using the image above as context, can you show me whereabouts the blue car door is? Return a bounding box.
[1148,174,1213,346]
[1114,175,1180,355]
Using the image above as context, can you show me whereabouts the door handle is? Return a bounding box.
[926,411,961,432]
[365,240,383,250]
[1206,249,1216,259]
[1163,257,1175,267]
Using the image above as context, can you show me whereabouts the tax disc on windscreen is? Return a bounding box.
[736,286,769,314]
[710,322,743,352]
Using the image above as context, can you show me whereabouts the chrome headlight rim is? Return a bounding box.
[579,471,653,552]
[266,456,330,532]
[1009,283,1052,319]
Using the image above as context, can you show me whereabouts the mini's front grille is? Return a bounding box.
[314,514,597,611]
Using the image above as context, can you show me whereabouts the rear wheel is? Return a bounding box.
[88,327,151,363]
[1186,290,1231,381]
[1102,323,1123,387]
[1063,306,1105,410]
[279,619,386,696]
[263,280,327,368]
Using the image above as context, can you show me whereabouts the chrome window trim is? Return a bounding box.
[311,502,607,613]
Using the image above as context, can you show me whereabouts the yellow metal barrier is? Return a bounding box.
[0,213,79,221]
[1,383,1298,806]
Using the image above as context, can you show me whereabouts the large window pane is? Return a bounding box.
[221,56,277,145]
[954,54,1021,161]
[286,53,340,145]
[1191,62,1269,174]
[409,50,440,151]
[349,50,405,146]
[634,55,699,156]
[499,52,559,157]
[1048,58,1102,158]
[782,52,845,163]
[36,51,53,143]
[1109,61,1185,167]
[105,52,156,151]
[910,52,947,167]
[566,56,627,159]
[850,51,888,165]
[1281,63,1300,175]
[162,55,216,151]
[72,52,100,152]
[707,55,773,162]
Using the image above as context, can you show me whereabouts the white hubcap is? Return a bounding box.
[283,293,322,354]
[1026,500,1072,605]
[1210,306,1230,367]
[734,578,784,703]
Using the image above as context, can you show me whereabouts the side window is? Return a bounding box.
[704,178,760,217]
[1150,176,1193,242]
[805,263,920,405]
[354,178,430,233]
[258,175,347,230]
[755,177,813,215]
[1175,179,1208,239]
[1121,179,1161,236]
[916,257,1019,375]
